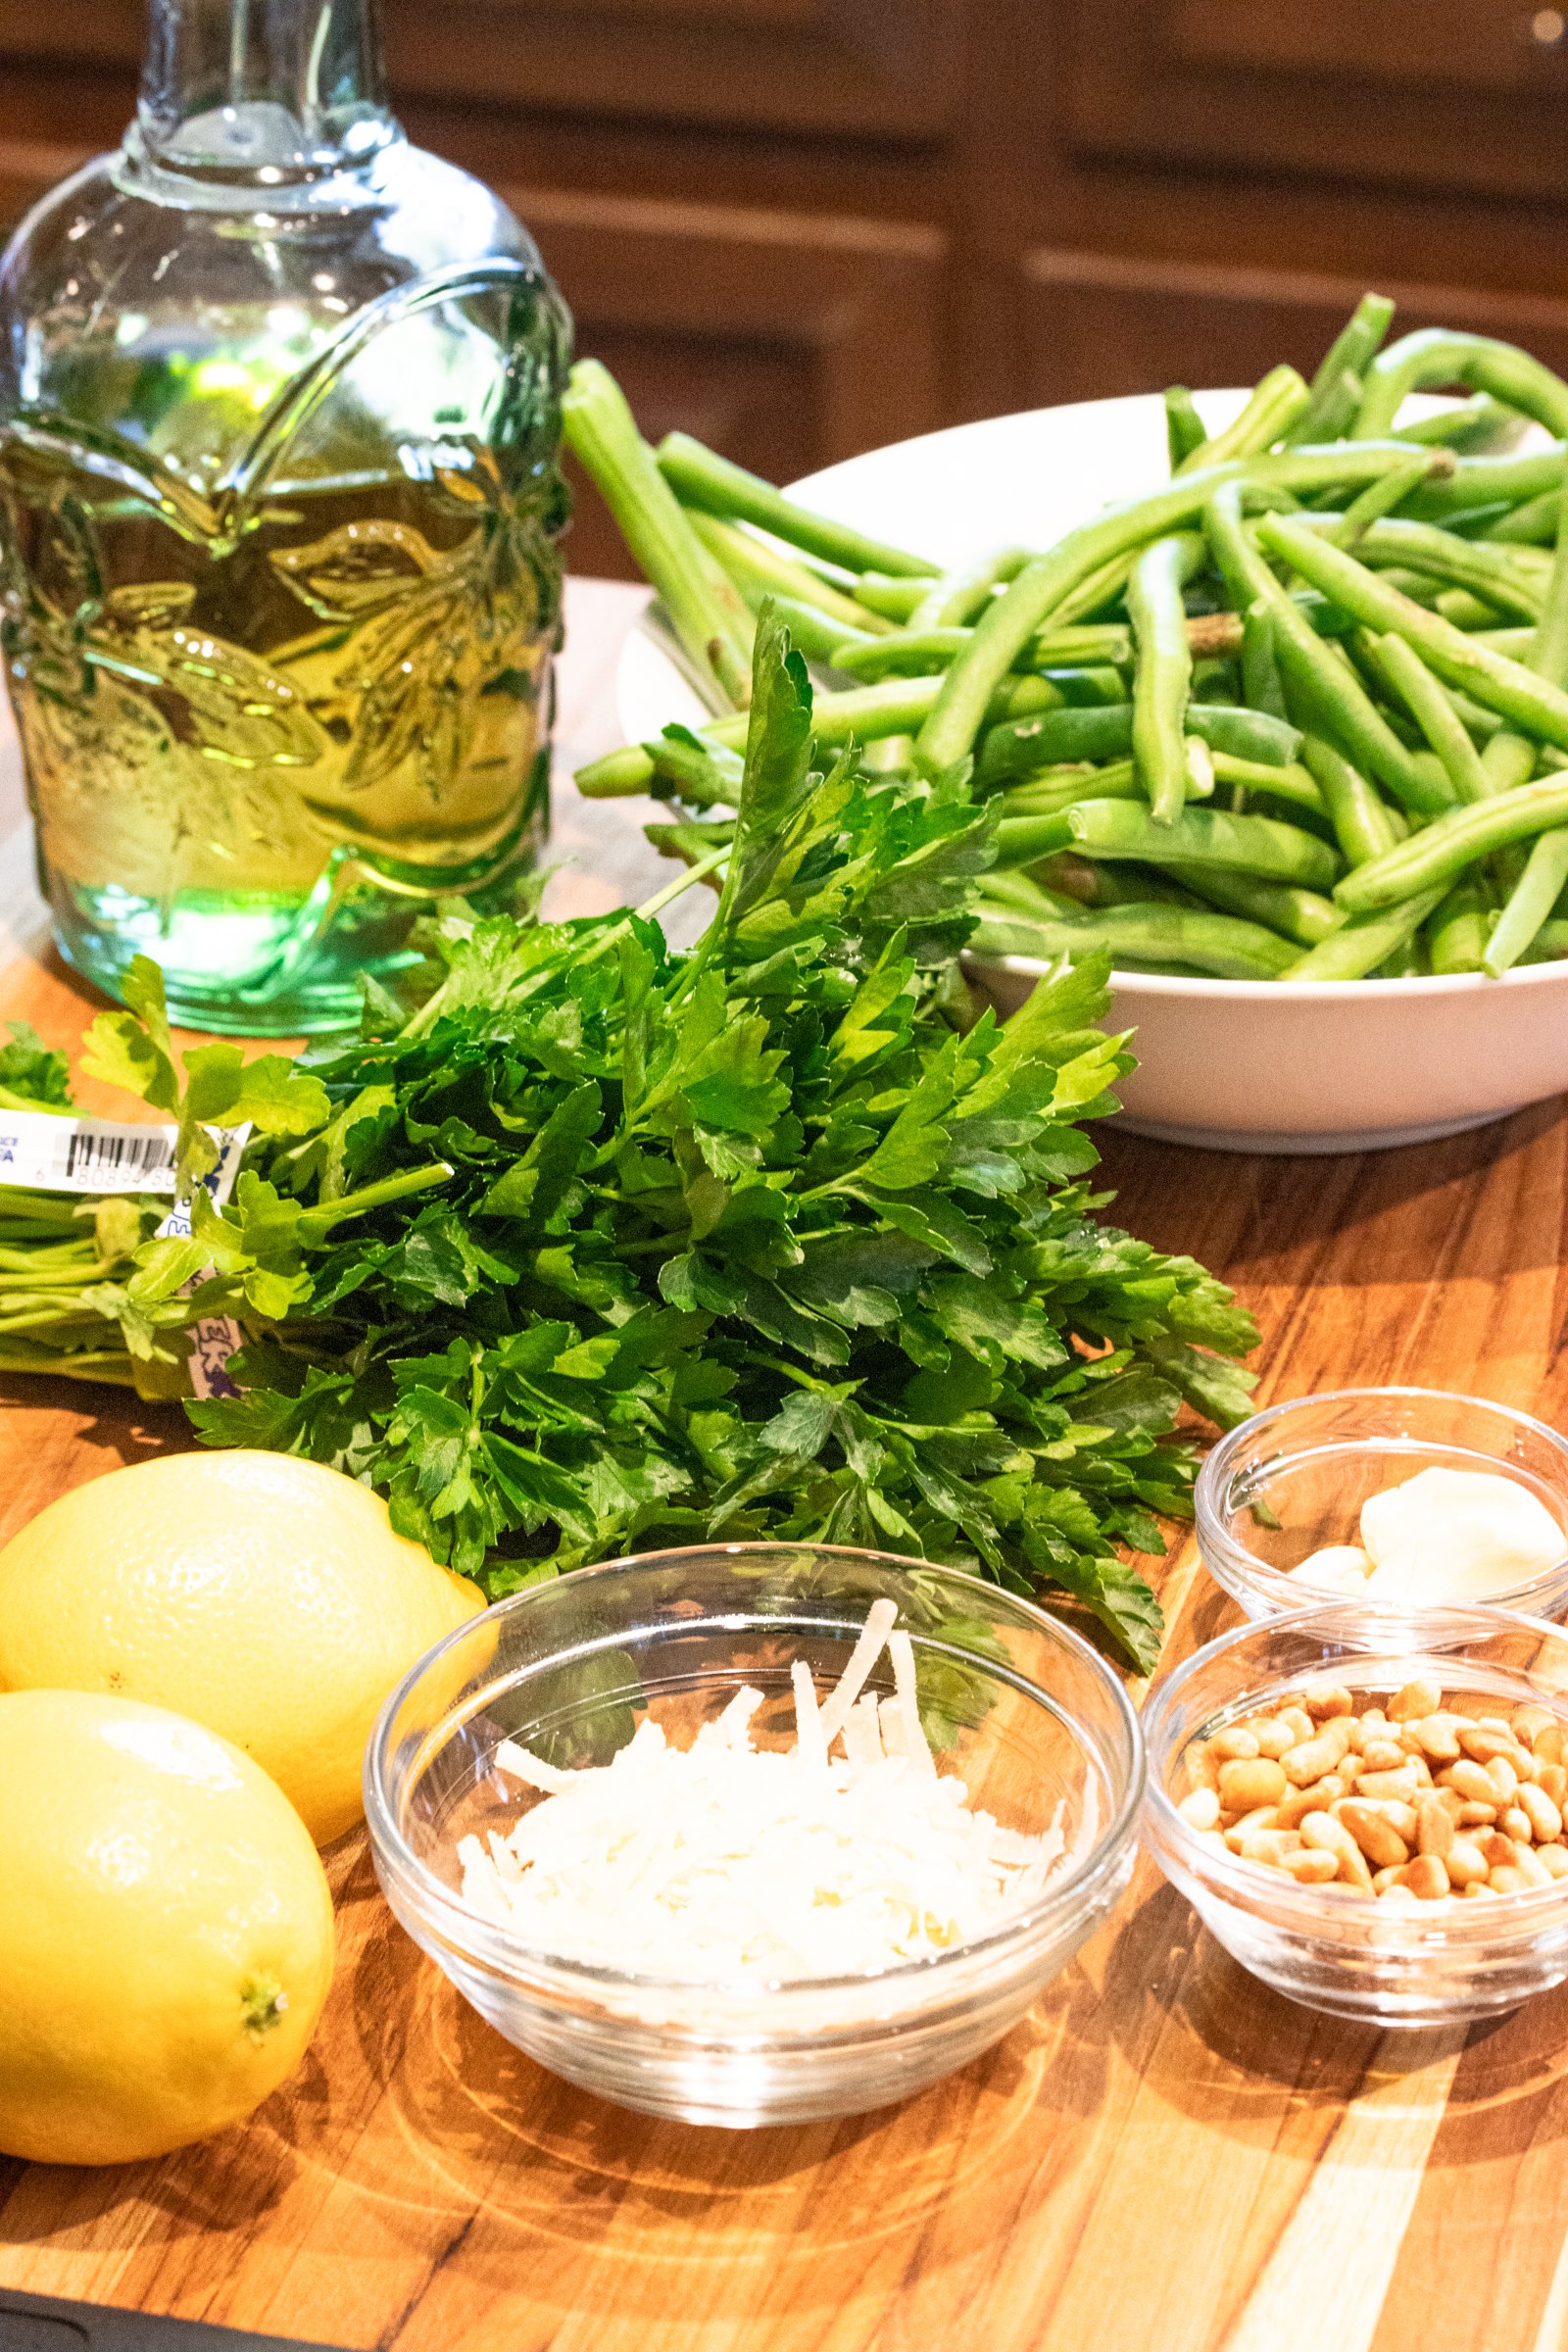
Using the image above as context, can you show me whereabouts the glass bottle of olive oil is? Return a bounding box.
[0,0,571,1032]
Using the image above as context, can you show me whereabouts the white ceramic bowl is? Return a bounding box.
[616,390,1568,1154]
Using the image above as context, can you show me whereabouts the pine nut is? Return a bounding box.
[1231,1830,1304,1865]
[1218,1759,1288,1810]
[1359,1740,1406,1774]
[1536,1723,1567,1768]
[1339,1801,1409,1869]
[1446,1840,1489,1886]
[1212,1727,1261,1761]
[1480,1830,1519,1869]
[1514,1844,1554,1887]
[1540,1763,1568,1807]
[1512,1704,1556,1749]
[1408,1716,1461,1764]
[1280,1847,1340,1885]
[1302,1683,1354,1721]
[1390,1678,1442,1723]
[1488,1756,1520,1803]
[1396,1854,1450,1899]
[1416,1796,1455,1860]
[1490,1865,1532,1893]
[1277,1706,1314,1746]
[1459,1881,1496,1898]
[1444,1761,1497,1804]
[1457,1801,1498,1827]
[1378,1884,1422,1909]
[1282,1737,1342,1786]
[1250,1718,1296,1760]
[1231,1805,1284,1834]
[1461,1726,1530,1771]
[1502,1804,1536,1846]
[1355,1766,1422,1801]
[1276,1779,1345,1828]
[1299,1810,1374,1889]
[1180,1788,1221,1832]
[1537,1844,1568,1880]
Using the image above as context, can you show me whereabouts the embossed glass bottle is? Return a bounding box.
[0,0,570,1031]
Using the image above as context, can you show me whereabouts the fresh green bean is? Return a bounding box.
[1482,729,1539,791]
[996,797,1342,888]
[687,510,894,638]
[1356,631,1494,804]
[578,670,1063,797]
[911,547,1031,630]
[1253,514,1568,751]
[850,575,929,620]
[1242,603,1289,719]
[1208,750,1327,819]
[1473,628,1540,661]
[1166,863,1344,947]
[1330,456,1437,546]
[1298,737,1400,865]
[1335,775,1568,910]
[657,432,939,579]
[970,906,1298,980]
[1405,450,1566,520]
[1350,517,1544,621]
[1128,532,1206,821]
[1286,294,1396,445]
[835,629,974,680]
[1484,827,1568,974]
[1392,394,1524,453]
[1000,760,1145,818]
[564,362,754,708]
[1166,386,1207,470]
[640,725,747,808]
[976,698,1302,788]
[1426,877,1492,973]
[1354,330,1568,444]
[1520,920,1568,963]
[1490,491,1560,546]
[914,442,1442,776]
[1280,891,1444,979]
[1533,484,1568,690]
[1208,483,1446,813]
[1179,367,1311,473]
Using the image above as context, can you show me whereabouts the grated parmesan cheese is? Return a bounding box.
[456,1604,1069,1982]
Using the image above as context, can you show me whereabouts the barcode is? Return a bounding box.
[64,1128,177,1186]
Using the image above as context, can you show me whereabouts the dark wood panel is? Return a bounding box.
[516,187,947,576]
[1022,247,1568,409]
[1066,0,1568,204]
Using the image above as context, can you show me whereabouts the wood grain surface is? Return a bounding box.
[4,581,1568,2352]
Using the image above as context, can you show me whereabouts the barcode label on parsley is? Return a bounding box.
[0,1109,180,1194]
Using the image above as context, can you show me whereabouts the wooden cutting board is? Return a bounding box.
[4,580,1568,2352]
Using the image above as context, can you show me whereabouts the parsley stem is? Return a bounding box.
[296,1160,454,1243]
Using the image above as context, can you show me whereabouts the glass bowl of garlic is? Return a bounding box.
[364,1543,1143,2126]
[1195,1389,1568,1624]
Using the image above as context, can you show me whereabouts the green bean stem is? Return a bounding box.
[1253,514,1568,752]
[657,432,938,579]
[564,362,754,709]
[1127,532,1206,822]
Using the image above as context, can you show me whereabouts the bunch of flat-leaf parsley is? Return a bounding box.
[91,611,1256,1668]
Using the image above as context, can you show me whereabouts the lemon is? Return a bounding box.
[0,1688,334,2166]
[0,1450,485,1844]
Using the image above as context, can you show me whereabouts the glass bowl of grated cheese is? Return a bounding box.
[1196,1389,1568,1625]
[365,1543,1143,2126]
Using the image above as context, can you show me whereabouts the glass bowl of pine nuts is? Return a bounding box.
[1143,1603,1568,2024]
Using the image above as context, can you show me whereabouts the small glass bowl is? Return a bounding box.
[1143,1603,1568,2025]
[365,1543,1144,2127]
[1196,1387,1568,1621]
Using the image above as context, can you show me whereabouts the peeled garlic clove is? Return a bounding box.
[1360,1467,1567,1600]
[1290,1544,1375,1593]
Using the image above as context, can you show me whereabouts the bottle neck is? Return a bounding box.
[131,0,398,188]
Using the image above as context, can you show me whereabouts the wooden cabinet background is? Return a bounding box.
[4,0,1568,574]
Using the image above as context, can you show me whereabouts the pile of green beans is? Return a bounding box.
[566,299,1568,982]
